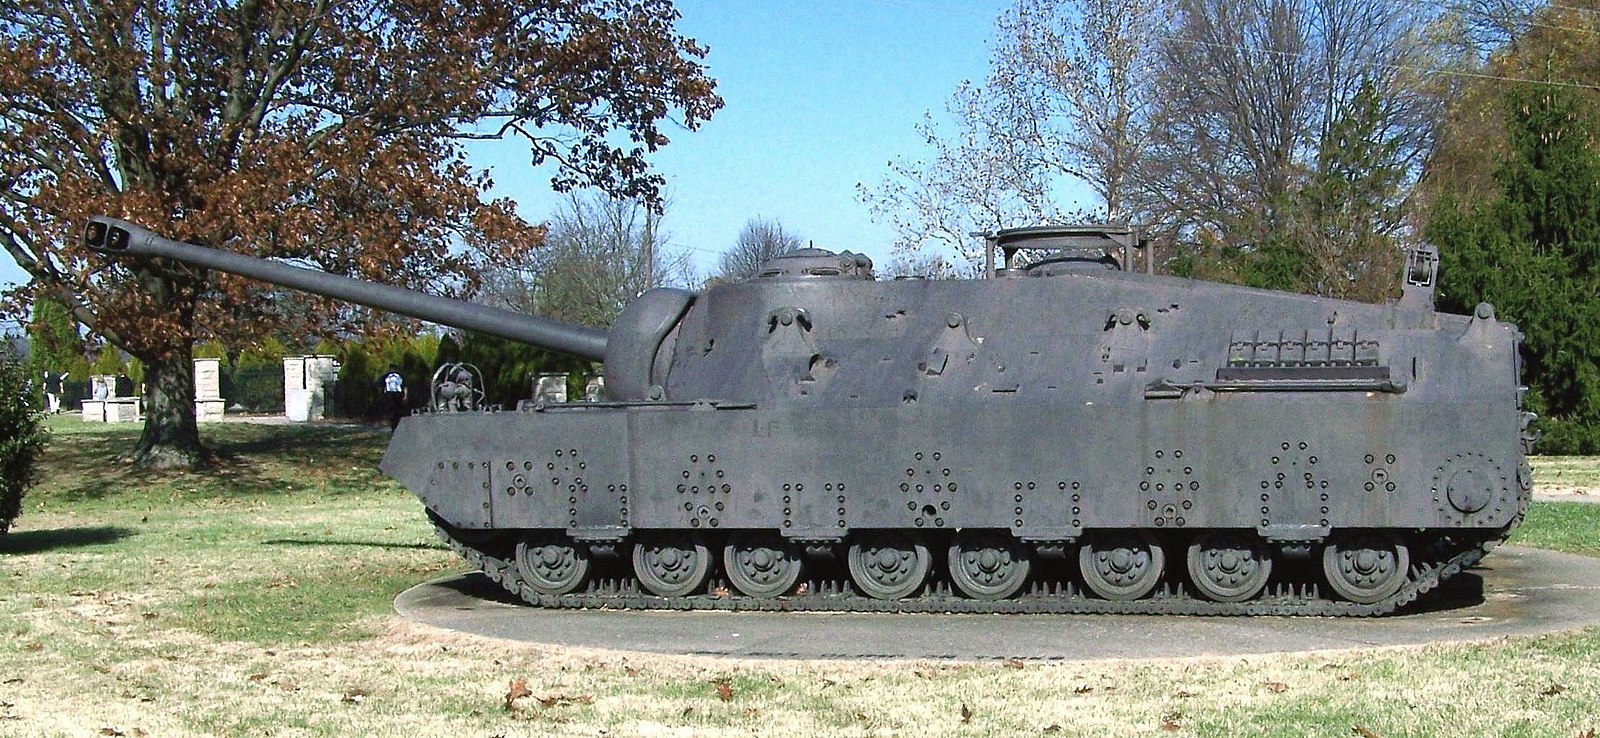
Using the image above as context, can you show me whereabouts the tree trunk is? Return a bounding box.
[130,345,208,470]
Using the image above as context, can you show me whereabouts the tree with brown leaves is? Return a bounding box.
[0,0,720,468]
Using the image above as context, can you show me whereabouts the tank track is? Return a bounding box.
[427,467,1531,618]
[430,526,1507,618]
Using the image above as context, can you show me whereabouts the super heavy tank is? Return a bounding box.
[84,217,1536,615]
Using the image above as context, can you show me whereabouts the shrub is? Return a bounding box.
[0,357,48,534]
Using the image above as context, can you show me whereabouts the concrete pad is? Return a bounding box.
[394,546,1600,661]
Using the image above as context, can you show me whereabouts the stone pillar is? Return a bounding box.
[283,356,309,421]
[304,355,338,421]
[194,358,225,421]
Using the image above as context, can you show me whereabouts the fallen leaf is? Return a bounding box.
[820,678,837,688]
[99,729,125,737]
[23,644,42,653]
[1576,729,1594,738]
[1044,726,1062,734]
[1,679,21,685]
[914,669,935,679]
[341,689,369,704]
[1352,727,1381,738]
[247,674,267,683]
[743,707,761,718]
[682,707,694,718]
[1171,690,1196,699]
[714,681,734,702]
[712,586,731,598]
[960,703,974,723]
[623,665,640,677]
[277,681,299,693]
[1161,711,1183,732]
[1264,682,1289,694]
[1005,659,1025,669]
[504,679,531,710]
[1073,685,1093,695]
[795,583,808,595]
[1338,673,1359,682]
[1541,684,1566,697]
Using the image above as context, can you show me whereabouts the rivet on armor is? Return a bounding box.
[1175,517,1185,527]
[934,517,945,526]
[1364,454,1375,464]
[837,495,845,503]
[1174,450,1184,459]
[940,501,951,510]
[1155,450,1165,459]
[1072,482,1081,490]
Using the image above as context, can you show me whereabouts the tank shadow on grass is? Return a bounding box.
[0,526,134,554]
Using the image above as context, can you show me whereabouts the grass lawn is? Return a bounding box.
[3,419,1599,737]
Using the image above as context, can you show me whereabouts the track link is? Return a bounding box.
[434,528,1496,617]
[429,473,1530,617]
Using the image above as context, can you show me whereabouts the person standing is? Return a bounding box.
[381,367,407,430]
[43,371,66,414]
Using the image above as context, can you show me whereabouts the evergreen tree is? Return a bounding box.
[26,296,83,381]
[1428,84,1600,452]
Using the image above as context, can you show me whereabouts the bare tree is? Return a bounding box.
[861,0,1165,272]
[481,191,691,330]
[1135,0,1444,297]
[717,218,804,281]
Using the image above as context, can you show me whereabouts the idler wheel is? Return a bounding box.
[514,532,591,597]
[1078,532,1165,601]
[723,534,803,598]
[1322,533,1410,604]
[1186,533,1272,603]
[948,532,1032,600]
[847,533,931,600]
[633,535,713,597]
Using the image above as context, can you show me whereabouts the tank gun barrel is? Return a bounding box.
[83,217,609,361]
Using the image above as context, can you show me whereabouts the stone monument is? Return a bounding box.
[81,374,139,423]
[284,354,339,421]
[532,373,568,404]
[194,358,225,421]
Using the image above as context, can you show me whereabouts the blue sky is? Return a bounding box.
[0,0,1011,293]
